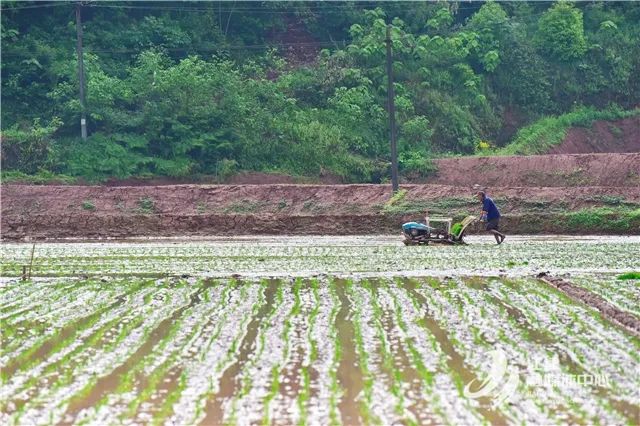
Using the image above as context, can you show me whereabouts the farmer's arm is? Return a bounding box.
[480,199,489,220]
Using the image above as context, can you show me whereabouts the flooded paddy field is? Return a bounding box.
[1,236,639,425]
[2,235,639,278]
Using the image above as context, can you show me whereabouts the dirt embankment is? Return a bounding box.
[4,184,640,217]
[549,116,640,155]
[3,183,640,239]
[428,153,640,187]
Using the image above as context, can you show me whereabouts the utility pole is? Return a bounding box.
[385,24,399,192]
[76,2,87,140]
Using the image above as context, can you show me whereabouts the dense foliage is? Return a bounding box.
[2,1,639,182]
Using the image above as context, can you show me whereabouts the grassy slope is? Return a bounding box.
[494,107,640,156]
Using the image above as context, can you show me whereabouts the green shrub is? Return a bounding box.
[64,133,150,182]
[565,209,607,230]
[1,170,76,184]
[82,200,96,211]
[398,151,437,179]
[216,159,238,182]
[1,118,62,174]
[564,208,640,232]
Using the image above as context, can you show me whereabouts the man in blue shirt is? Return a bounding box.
[477,191,506,244]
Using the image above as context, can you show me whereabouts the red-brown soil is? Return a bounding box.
[548,116,640,155]
[90,152,638,187]
[3,142,640,238]
[213,153,640,187]
[428,153,640,187]
[2,182,640,239]
[4,183,640,217]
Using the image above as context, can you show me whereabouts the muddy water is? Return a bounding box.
[493,278,640,423]
[333,279,365,425]
[1,289,131,380]
[60,284,205,424]
[403,279,509,425]
[374,283,436,423]
[2,276,639,425]
[463,277,556,346]
[200,280,277,425]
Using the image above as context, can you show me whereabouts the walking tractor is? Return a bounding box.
[402,215,477,245]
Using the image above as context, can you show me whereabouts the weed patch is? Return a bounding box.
[382,195,476,216]
[383,189,408,210]
[564,208,640,232]
[617,272,640,280]
[136,197,157,214]
[223,200,266,214]
[1,170,77,184]
[82,200,96,211]
[195,201,208,214]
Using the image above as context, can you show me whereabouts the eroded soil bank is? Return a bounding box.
[3,153,639,239]
[428,153,640,187]
[2,183,639,239]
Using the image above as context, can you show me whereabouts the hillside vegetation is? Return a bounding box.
[2,1,639,182]
[495,106,640,156]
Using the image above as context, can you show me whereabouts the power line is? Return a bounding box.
[82,2,496,14]
[1,1,549,15]
[90,41,346,54]
[1,40,349,57]
[0,2,69,11]
[1,9,553,60]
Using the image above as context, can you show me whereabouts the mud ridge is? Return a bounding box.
[3,212,640,240]
[538,274,640,338]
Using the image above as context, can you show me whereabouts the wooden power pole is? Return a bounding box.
[385,24,399,192]
[76,2,87,140]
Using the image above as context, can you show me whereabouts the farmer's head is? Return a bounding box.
[476,190,486,201]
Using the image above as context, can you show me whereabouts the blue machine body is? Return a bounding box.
[402,222,430,232]
[402,222,434,240]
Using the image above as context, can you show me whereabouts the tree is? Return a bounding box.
[466,1,509,72]
[537,1,587,62]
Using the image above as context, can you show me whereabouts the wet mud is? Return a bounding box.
[2,276,638,425]
[200,280,278,425]
[334,279,365,425]
[4,176,640,239]
[61,285,204,423]
[539,274,640,338]
[403,279,509,425]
